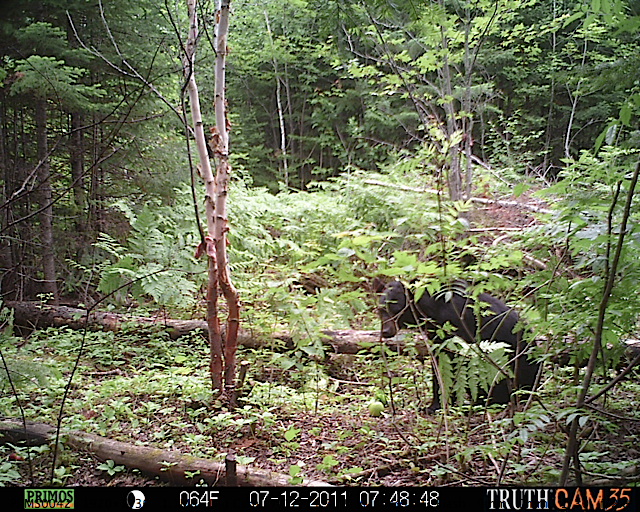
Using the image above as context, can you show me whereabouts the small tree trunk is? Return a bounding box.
[462,13,474,200]
[559,158,640,485]
[0,94,16,300]
[264,10,288,187]
[213,0,241,401]
[66,16,87,253]
[184,0,222,392]
[69,111,86,258]
[184,0,240,400]
[34,97,58,304]
[542,0,558,173]
[438,24,461,201]
[564,38,588,160]
[89,111,103,234]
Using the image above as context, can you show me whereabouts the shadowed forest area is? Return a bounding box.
[1,0,640,491]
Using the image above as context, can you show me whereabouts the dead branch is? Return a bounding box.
[364,179,553,214]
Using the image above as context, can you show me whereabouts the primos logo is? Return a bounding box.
[24,489,75,509]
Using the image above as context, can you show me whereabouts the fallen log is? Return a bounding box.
[6,301,639,364]
[4,301,395,354]
[6,301,210,341]
[0,419,329,487]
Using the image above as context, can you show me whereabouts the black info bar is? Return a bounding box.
[4,486,637,511]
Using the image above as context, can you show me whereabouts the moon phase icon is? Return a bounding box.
[128,490,146,509]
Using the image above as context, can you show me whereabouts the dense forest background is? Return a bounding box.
[2,0,638,305]
[1,0,640,489]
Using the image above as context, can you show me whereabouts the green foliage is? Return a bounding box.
[287,464,304,485]
[95,194,204,308]
[0,355,56,391]
[14,21,91,66]
[11,55,104,109]
[96,459,126,477]
[316,454,339,474]
[228,181,358,270]
[225,0,380,188]
[2,318,638,486]
[0,306,58,391]
[10,22,103,108]
[520,147,640,370]
[510,408,552,445]
[0,457,21,486]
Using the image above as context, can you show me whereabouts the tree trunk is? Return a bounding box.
[34,97,58,304]
[212,0,241,401]
[67,15,87,253]
[264,10,288,187]
[439,39,461,201]
[433,0,460,201]
[0,419,330,487]
[2,101,29,301]
[69,111,86,258]
[0,92,17,300]
[89,112,102,233]
[184,0,240,400]
[564,38,588,160]
[184,0,221,392]
[542,0,558,173]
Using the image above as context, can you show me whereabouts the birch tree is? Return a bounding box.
[264,10,289,187]
[184,0,240,400]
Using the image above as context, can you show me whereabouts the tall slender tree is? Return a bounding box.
[185,0,240,399]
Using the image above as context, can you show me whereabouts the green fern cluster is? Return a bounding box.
[94,191,205,309]
[435,338,512,407]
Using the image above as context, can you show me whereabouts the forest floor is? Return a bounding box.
[4,200,640,488]
[8,343,640,487]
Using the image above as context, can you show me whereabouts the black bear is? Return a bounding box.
[376,279,539,412]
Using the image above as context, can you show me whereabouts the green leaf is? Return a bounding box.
[351,235,372,246]
[513,183,529,198]
[288,464,301,477]
[336,247,355,258]
[619,103,631,126]
[284,426,300,442]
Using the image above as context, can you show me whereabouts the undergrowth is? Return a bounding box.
[2,322,637,486]
[2,149,640,486]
